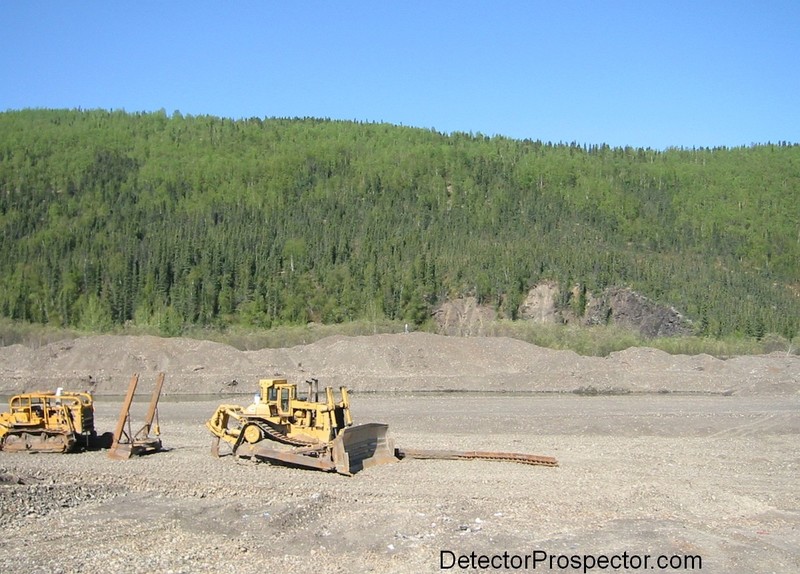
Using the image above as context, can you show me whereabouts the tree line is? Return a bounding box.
[0,108,797,339]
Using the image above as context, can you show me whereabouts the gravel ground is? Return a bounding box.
[1,392,798,574]
[1,334,798,573]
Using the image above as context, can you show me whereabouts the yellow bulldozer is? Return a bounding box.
[0,373,165,457]
[207,377,558,476]
[207,377,396,475]
[0,389,102,453]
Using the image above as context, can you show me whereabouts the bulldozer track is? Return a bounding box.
[239,419,315,449]
[2,430,72,453]
[395,448,558,467]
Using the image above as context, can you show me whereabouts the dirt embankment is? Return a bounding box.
[0,332,797,396]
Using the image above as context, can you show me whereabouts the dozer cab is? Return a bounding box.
[0,390,101,453]
[206,378,396,475]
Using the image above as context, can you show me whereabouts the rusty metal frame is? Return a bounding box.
[108,372,164,460]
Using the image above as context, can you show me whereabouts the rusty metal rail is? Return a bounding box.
[395,447,558,467]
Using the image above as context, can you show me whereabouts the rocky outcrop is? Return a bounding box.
[517,282,692,337]
[583,286,692,337]
[432,296,497,335]
[517,281,562,323]
[434,284,692,338]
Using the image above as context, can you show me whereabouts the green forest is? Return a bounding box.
[0,109,798,341]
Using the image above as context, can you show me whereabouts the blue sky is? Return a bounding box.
[1,1,798,149]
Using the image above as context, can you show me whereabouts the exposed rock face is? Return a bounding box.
[435,284,692,338]
[517,280,561,323]
[432,296,496,335]
[583,286,692,337]
[516,282,692,337]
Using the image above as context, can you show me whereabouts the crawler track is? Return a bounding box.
[395,447,558,467]
[257,420,316,446]
[1,431,73,453]
[238,419,317,449]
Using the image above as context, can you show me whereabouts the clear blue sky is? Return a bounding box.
[2,1,798,149]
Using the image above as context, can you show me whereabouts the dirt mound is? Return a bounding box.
[0,332,797,396]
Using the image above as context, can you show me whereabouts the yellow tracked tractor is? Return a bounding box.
[0,373,165,457]
[206,378,396,476]
[0,390,102,453]
[207,377,559,476]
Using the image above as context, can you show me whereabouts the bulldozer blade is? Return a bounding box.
[332,423,398,476]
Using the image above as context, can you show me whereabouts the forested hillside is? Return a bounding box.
[0,109,797,339]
